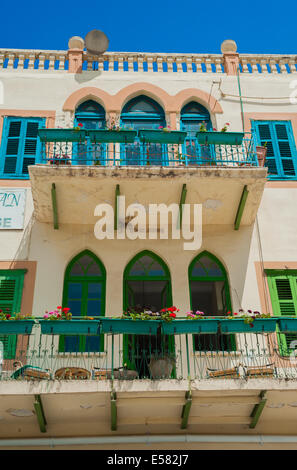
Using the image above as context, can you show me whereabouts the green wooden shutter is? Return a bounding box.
[252,121,297,179]
[0,270,26,359]
[267,272,297,356]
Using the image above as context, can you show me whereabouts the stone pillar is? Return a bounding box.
[68,36,84,73]
[221,39,239,76]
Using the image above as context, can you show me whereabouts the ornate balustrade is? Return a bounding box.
[0,48,296,74]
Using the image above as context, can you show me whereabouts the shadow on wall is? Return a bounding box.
[202,223,257,310]
[9,213,35,265]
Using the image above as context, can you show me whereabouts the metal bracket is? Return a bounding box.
[178,183,187,229]
[234,185,249,230]
[111,390,117,431]
[114,184,120,231]
[181,390,192,429]
[34,394,47,433]
[249,390,267,429]
[51,183,59,230]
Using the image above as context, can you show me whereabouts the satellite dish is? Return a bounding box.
[85,30,109,55]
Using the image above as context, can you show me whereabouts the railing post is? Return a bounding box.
[68,36,84,74]
[221,40,240,76]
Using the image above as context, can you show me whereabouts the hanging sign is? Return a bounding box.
[0,188,27,229]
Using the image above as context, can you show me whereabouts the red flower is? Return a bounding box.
[169,313,176,318]
[63,307,70,313]
[6,314,11,319]
[57,306,62,309]
[160,308,166,313]
[78,123,83,127]
[234,312,238,315]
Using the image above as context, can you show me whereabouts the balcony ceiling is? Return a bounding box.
[29,165,267,227]
[0,380,297,445]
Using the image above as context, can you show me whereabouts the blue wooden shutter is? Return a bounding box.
[1,117,44,178]
[3,119,22,175]
[252,121,297,179]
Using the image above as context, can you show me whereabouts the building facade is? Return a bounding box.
[0,37,297,450]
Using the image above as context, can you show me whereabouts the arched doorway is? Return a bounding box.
[120,95,166,165]
[60,250,106,352]
[74,100,106,165]
[123,251,174,377]
[180,101,212,165]
[188,251,235,351]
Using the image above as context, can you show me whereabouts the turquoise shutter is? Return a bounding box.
[0,270,26,359]
[274,123,296,177]
[0,117,45,178]
[2,119,22,175]
[22,120,42,174]
[253,121,297,178]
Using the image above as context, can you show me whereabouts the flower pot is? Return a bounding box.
[38,129,86,142]
[148,356,175,379]
[219,318,277,334]
[162,319,219,334]
[0,320,35,335]
[138,130,187,144]
[196,131,244,146]
[100,318,160,335]
[278,317,297,333]
[88,130,137,143]
[50,159,71,166]
[256,146,267,167]
[39,319,100,335]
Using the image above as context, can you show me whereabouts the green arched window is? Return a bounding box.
[60,250,106,352]
[189,251,234,351]
[124,250,172,311]
[123,251,174,377]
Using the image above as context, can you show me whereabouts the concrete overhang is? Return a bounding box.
[0,379,297,441]
[29,165,267,227]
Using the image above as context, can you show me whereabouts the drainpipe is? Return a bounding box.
[1,435,297,447]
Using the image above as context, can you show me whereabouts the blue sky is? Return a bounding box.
[1,0,297,54]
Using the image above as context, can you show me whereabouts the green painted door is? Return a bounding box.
[123,251,175,377]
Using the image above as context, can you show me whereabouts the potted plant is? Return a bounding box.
[162,310,220,334]
[138,127,187,144]
[49,154,71,166]
[256,141,267,167]
[196,122,244,146]
[0,310,35,334]
[100,306,178,335]
[219,309,277,334]
[38,125,86,142]
[39,306,100,335]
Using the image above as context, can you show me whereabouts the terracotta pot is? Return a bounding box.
[256,146,267,167]
[148,356,175,379]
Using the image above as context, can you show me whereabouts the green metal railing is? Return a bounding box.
[1,318,297,381]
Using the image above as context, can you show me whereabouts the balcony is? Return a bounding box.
[1,317,296,382]
[29,129,267,229]
[1,317,297,437]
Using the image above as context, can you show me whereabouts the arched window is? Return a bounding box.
[188,251,235,351]
[180,101,213,165]
[60,250,106,352]
[74,100,106,165]
[123,251,174,377]
[120,95,166,165]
